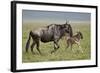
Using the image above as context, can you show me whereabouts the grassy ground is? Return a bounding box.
[22,22,91,63]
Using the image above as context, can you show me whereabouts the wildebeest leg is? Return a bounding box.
[55,41,60,49]
[51,40,59,54]
[36,40,42,55]
[66,40,70,49]
[71,44,75,52]
[78,45,83,53]
[31,42,35,54]
[66,44,69,49]
[76,42,83,53]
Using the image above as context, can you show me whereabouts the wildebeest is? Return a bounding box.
[25,21,73,54]
[66,31,83,53]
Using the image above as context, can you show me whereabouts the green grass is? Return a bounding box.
[22,22,91,63]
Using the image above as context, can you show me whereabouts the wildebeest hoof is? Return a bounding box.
[51,51,54,54]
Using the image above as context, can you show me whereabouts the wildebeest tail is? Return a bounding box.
[25,31,32,52]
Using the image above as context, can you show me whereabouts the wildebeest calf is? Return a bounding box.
[66,31,83,53]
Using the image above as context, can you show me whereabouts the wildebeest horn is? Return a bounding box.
[66,20,69,24]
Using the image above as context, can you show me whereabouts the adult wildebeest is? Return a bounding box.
[25,21,73,54]
[66,31,83,53]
